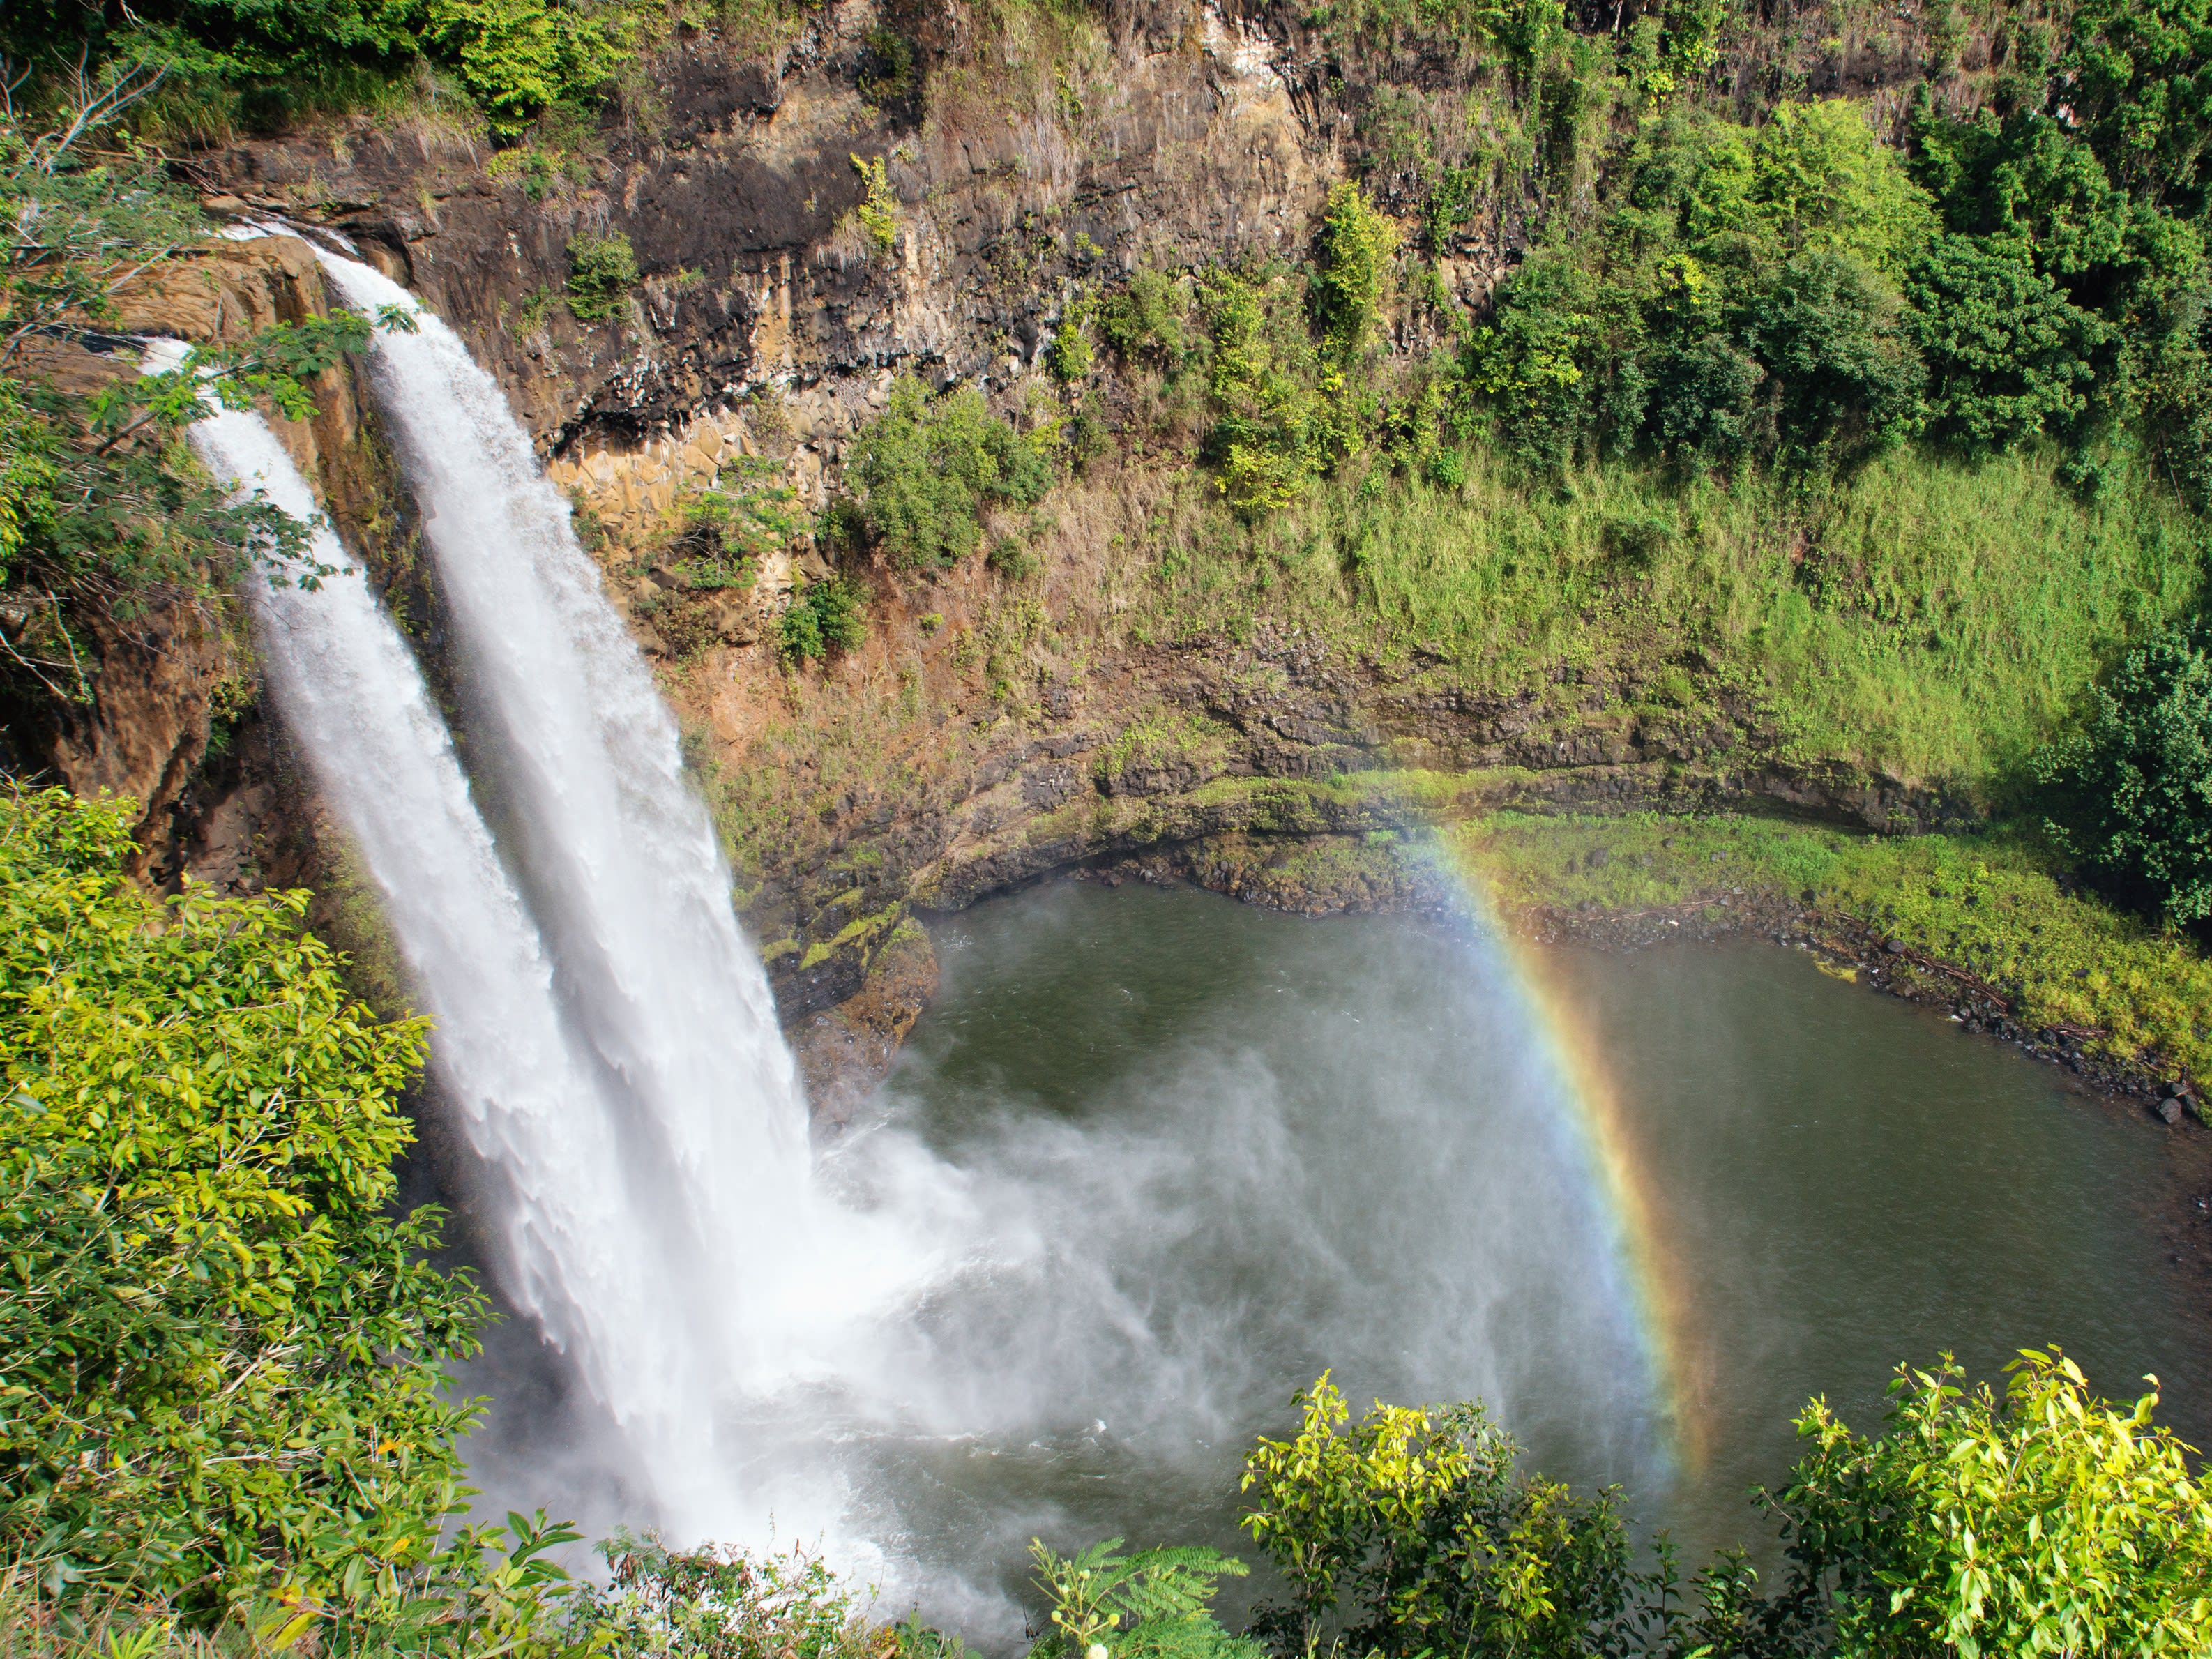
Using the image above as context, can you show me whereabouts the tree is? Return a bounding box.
[2037,627,2212,925]
[1907,234,2112,452]
[1738,249,1926,465]
[0,789,485,1607]
[1772,1349,2212,1657]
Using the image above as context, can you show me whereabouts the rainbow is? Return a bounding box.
[1424,836,1712,1478]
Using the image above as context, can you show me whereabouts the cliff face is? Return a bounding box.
[139,0,1989,1102]
[6,236,397,881]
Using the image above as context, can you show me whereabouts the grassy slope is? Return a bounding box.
[1137,443,2204,798]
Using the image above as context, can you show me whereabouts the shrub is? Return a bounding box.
[1203,267,1327,514]
[780,575,866,662]
[0,789,484,1607]
[846,377,1052,569]
[566,229,640,324]
[2038,627,2212,924]
[1464,253,1606,469]
[1238,1374,1650,1658]
[1308,181,1400,364]
[1907,233,2112,453]
[1097,269,1190,368]
[1776,1349,2212,1656]
[423,0,630,138]
[851,153,897,255]
[1238,1361,2212,1659]
[1047,296,1094,383]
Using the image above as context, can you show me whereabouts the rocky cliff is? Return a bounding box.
[70,0,1994,1104]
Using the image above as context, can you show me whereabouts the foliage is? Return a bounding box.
[1773,1349,2212,1657]
[1238,1374,1658,1658]
[423,0,630,137]
[2063,0,2212,214]
[0,789,485,1607]
[1308,183,1400,365]
[566,228,639,324]
[0,86,423,722]
[2037,626,2212,924]
[581,1532,900,1659]
[1202,266,1328,517]
[672,457,803,589]
[780,575,866,662]
[1235,1361,2212,1659]
[1048,295,1094,384]
[0,1522,946,1658]
[1027,1539,1259,1659]
[0,99,204,372]
[851,154,898,255]
[1467,100,1937,474]
[1097,270,1190,369]
[844,377,1052,569]
[1906,234,2110,453]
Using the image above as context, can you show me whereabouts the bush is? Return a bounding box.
[566,229,640,324]
[1047,296,1094,384]
[423,0,630,137]
[1308,181,1400,364]
[1777,1349,2212,1656]
[851,153,897,255]
[1097,269,1190,368]
[780,575,866,662]
[1237,1361,2212,1659]
[2038,627,2212,924]
[1204,267,1328,514]
[1907,233,2112,453]
[1238,1374,1653,1658]
[845,377,1052,569]
[0,789,484,1607]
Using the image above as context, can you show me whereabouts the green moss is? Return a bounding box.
[799,901,909,969]
[1448,810,2212,1079]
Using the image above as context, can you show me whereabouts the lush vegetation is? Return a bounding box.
[842,376,1054,570]
[1220,1361,2212,1658]
[0,0,649,139]
[0,789,480,1607]
[3,789,2207,1656]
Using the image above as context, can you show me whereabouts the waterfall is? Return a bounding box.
[151,342,738,1530]
[305,253,945,1540]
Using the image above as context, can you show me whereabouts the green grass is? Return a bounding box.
[1449,810,2212,1081]
[1172,445,2205,798]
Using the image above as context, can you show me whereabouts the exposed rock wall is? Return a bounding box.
[140,0,1999,1100]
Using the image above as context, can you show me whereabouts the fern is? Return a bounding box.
[1028,1540,1260,1659]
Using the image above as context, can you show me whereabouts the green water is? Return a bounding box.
[848,877,2210,1637]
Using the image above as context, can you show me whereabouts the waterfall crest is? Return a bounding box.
[155,346,730,1521]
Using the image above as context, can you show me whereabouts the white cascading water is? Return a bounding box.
[312,252,949,1540]
[149,340,743,1529]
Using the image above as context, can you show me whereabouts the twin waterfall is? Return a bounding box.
[166,251,939,1545]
